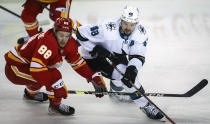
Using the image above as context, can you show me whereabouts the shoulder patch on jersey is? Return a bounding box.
[138,25,146,35]
[105,22,117,31]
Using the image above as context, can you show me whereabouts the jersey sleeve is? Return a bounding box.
[76,23,105,52]
[64,38,94,81]
[128,25,148,71]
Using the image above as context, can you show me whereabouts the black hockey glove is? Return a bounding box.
[90,45,112,58]
[111,52,128,65]
[121,65,138,88]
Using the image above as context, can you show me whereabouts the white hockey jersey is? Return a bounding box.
[77,18,148,70]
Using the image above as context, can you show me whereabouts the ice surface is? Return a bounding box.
[0,0,210,124]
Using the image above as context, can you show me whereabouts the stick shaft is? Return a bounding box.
[106,58,176,124]
[0,5,21,18]
[68,79,207,98]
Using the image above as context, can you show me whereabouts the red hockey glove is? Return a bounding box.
[91,72,107,98]
[52,79,68,99]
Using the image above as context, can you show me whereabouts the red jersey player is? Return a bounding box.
[4,17,107,115]
[18,0,81,44]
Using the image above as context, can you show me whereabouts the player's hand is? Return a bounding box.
[90,45,112,58]
[91,72,107,98]
[52,79,68,99]
[111,51,128,65]
[121,65,138,88]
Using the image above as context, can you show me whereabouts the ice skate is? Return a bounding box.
[23,88,49,102]
[140,102,164,120]
[109,82,133,103]
[48,103,75,115]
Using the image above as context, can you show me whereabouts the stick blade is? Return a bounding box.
[184,79,208,97]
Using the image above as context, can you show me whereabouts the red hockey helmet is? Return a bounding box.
[54,18,72,33]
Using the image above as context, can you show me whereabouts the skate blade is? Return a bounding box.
[160,117,166,122]
[23,95,49,103]
[48,108,61,116]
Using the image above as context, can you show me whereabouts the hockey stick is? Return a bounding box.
[105,58,176,124]
[68,79,208,97]
[146,79,208,97]
[0,5,21,18]
[68,90,135,96]
[0,5,50,26]
[66,0,73,18]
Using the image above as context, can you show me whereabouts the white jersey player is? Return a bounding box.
[76,6,164,120]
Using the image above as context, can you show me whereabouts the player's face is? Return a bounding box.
[55,31,71,48]
[120,20,137,35]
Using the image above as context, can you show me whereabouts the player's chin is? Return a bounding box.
[125,31,131,35]
[59,43,66,48]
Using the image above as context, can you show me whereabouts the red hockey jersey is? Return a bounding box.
[5,29,94,87]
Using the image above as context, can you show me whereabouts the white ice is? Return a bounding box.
[0,0,210,124]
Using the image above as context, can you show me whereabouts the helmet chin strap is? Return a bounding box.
[53,28,58,40]
[52,29,62,48]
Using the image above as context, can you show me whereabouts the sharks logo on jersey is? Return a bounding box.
[106,22,117,31]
